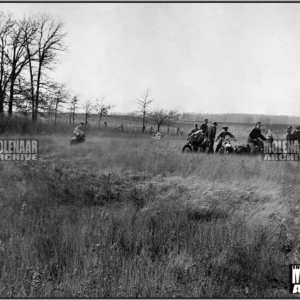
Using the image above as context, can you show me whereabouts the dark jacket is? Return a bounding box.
[199,123,208,134]
[286,132,294,141]
[248,127,266,143]
[216,131,235,140]
[293,129,300,141]
[207,125,217,140]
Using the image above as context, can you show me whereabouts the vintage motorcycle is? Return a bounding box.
[69,132,86,145]
[182,130,208,153]
[217,137,237,154]
[234,135,273,155]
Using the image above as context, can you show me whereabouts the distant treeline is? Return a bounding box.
[179,113,300,125]
[123,111,300,125]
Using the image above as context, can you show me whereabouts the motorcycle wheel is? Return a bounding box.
[182,144,193,153]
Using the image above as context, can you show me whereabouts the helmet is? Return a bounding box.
[212,121,217,126]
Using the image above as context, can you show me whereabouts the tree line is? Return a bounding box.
[2,10,297,132]
[78,89,176,133]
[0,11,177,133]
[179,112,300,125]
[125,110,300,126]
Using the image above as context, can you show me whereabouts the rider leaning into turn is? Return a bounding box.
[247,122,266,153]
[215,126,236,153]
[73,122,85,138]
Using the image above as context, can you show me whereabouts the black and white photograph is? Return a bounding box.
[1,1,300,298]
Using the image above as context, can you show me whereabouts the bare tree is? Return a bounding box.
[46,97,55,121]
[13,74,33,115]
[21,14,67,121]
[0,13,14,114]
[70,95,78,125]
[148,109,175,132]
[36,90,54,121]
[19,16,38,120]
[5,20,32,116]
[136,88,153,133]
[49,83,69,123]
[84,100,93,133]
[93,96,113,129]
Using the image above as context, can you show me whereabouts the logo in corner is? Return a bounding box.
[290,264,300,293]
[0,139,38,161]
[263,139,300,161]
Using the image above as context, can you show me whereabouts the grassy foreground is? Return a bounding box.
[0,131,300,297]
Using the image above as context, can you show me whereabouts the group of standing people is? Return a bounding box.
[189,119,237,153]
[189,120,267,154]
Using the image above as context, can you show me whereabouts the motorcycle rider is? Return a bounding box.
[188,124,199,136]
[73,122,85,139]
[247,122,266,153]
[215,127,236,153]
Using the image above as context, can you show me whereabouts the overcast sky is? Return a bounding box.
[1,2,300,116]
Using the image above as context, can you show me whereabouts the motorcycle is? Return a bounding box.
[69,132,86,145]
[152,132,163,139]
[182,130,208,153]
[217,137,237,154]
[235,136,273,155]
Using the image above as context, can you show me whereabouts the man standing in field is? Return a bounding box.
[207,121,218,153]
[247,122,266,153]
[215,126,236,153]
[286,127,294,141]
[199,119,209,135]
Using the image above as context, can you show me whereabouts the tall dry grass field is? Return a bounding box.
[0,124,299,297]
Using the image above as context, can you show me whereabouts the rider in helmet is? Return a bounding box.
[247,122,266,153]
[215,126,236,153]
